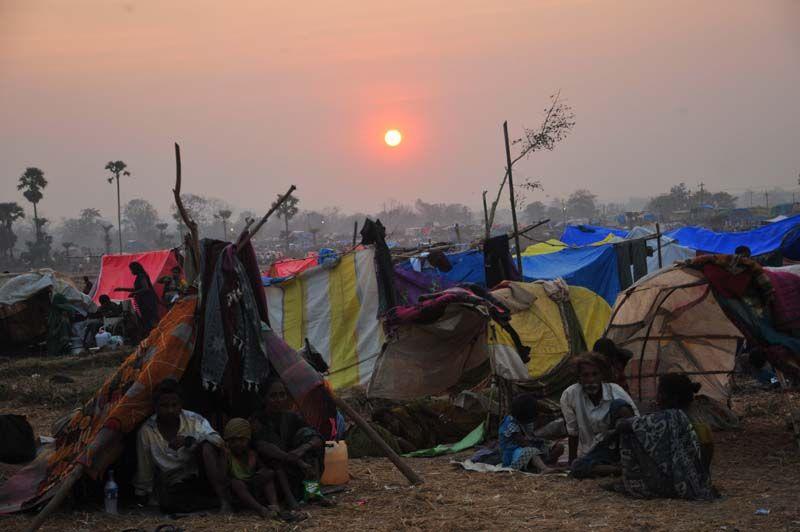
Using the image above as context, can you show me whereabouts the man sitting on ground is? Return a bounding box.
[134,379,232,513]
[560,352,639,468]
[94,295,122,319]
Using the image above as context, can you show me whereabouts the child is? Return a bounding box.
[570,399,635,479]
[224,418,303,522]
[499,394,564,473]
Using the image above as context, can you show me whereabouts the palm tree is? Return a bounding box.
[62,241,74,257]
[272,193,300,253]
[17,167,47,242]
[0,202,24,259]
[105,160,131,253]
[102,224,114,255]
[155,222,169,248]
[215,209,232,239]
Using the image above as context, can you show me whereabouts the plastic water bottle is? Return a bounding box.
[104,469,119,515]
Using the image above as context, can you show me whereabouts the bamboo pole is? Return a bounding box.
[503,121,523,275]
[331,395,423,485]
[27,463,84,532]
[656,222,663,269]
[352,221,358,248]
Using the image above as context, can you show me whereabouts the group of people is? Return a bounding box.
[498,341,717,500]
[133,378,328,522]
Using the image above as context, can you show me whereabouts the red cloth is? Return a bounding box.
[766,270,800,333]
[93,250,178,317]
[267,256,318,278]
[702,264,753,298]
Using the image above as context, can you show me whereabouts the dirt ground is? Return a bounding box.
[1,352,799,532]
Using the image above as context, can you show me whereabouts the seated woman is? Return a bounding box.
[251,379,326,510]
[610,374,716,500]
[499,393,564,473]
[570,399,635,479]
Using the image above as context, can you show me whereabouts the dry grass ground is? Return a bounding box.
[1,352,799,532]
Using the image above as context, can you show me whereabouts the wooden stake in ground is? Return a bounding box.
[503,121,523,275]
[332,394,423,485]
[27,464,84,532]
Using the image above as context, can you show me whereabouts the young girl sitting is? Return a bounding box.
[499,394,564,473]
[223,418,303,522]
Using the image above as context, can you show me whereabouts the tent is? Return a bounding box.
[264,246,384,389]
[605,255,800,409]
[92,249,180,313]
[625,226,696,274]
[0,270,96,350]
[367,281,610,400]
[666,214,800,259]
[267,255,319,278]
[561,224,628,246]
[521,244,621,305]
[0,240,335,516]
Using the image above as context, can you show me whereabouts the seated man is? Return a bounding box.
[560,352,639,467]
[569,399,635,478]
[94,295,123,319]
[134,379,232,513]
[251,379,326,510]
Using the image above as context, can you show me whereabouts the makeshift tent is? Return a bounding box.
[521,234,620,257]
[0,240,336,516]
[666,214,800,259]
[521,244,621,305]
[0,270,96,350]
[561,224,628,246]
[605,255,800,409]
[626,226,696,274]
[92,249,180,314]
[267,255,319,278]
[367,281,610,400]
[264,246,384,389]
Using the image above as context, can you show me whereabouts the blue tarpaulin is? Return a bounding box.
[561,224,628,246]
[666,215,800,259]
[396,249,486,287]
[521,244,621,305]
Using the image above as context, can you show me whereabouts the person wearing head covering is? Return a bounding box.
[498,393,564,473]
[610,374,716,500]
[223,418,303,522]
[114,261,160,334]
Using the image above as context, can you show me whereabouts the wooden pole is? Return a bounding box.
[27,463,85,532]
[352,221,358,248]
[482,191,490,240]
[332,395,423,485]
[503,121,523,275]
[656,223,663,269]
[455,223,461,244]
[237,185,296,249]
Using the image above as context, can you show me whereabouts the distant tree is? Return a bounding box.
[0,202,25,259]
[214,209,233,240]
[485,92,575,237]
[566,189,598,220]
[60,208,105,252]
[17,167,48,242]
[102,224,114,255]
[704,191,737,210]
[272,193,300,252]
[62,241,74,256]
[646,183,691,218]
[123,198,159,246]
[523,201,547,223]
[105,160,131,253]
[23,217,52,265]
[155,222,170,248]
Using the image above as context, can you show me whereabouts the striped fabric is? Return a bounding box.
[265,247,383,389]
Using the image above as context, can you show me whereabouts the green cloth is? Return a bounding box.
[403,422,485,458]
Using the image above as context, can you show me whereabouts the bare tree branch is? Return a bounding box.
[172,143,200,274]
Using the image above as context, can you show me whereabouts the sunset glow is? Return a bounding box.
[384,129,402,147]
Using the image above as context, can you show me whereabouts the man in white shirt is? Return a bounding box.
[134,378,232,513]
[560,352,639,463]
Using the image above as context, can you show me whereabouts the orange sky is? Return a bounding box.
[1,0,799,221]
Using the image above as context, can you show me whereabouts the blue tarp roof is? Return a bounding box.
[666,214,800,259]
[396,249,486,286]
[561,224,628,246]
[521,244,621,305]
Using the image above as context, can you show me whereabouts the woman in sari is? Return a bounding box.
[114,261,160,334]
[612,374,716,500]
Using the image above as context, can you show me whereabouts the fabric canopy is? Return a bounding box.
[93,250,178,311]
[264,247,383,389]
[561,224,628,246]
[666,214,800,259]
[267,256,318,278]
[0,269,94,312]
[521,244,621,305]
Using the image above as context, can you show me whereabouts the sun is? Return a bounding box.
[384,129,402,147]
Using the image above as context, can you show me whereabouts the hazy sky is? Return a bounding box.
[2,0,799,222]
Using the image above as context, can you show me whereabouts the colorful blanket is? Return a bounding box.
[0,297,198,514]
